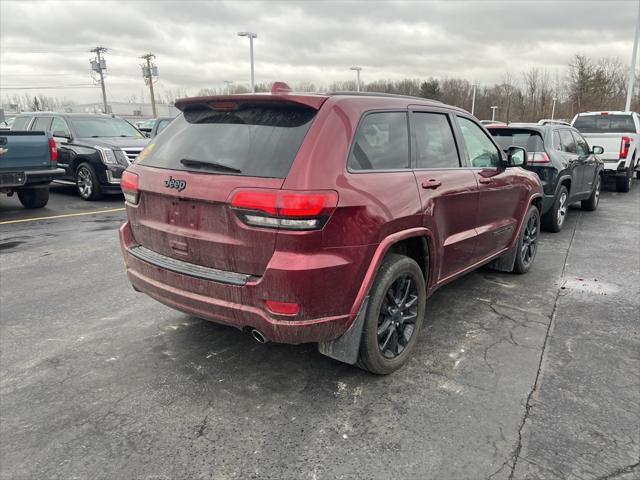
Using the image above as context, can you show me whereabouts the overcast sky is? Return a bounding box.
[1,0,638,104]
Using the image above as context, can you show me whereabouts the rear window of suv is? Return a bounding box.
[490,128,545,152]
[137,104,317,178]
[573,114,636,133]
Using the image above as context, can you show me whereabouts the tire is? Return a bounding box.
[76,163,103,200]
[357,254,427,375]
[513,205,540,274]
[17,188,49,209]
[541,185,568,232]
[581,174,601,211]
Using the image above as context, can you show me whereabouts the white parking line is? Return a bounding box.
[0,207,126,225]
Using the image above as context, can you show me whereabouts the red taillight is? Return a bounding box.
[527,152,550,164]
[48,138,58,164]
[121,170,139,205]
[265,300,299,316]
[230,189,338,230]
[620,136,631,159]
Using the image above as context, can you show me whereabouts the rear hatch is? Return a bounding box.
[128,95,325,276]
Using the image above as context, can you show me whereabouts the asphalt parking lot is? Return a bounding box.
[1,181,638,480]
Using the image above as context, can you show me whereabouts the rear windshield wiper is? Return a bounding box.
[179,158,242,174]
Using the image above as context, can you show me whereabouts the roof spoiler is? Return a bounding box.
[175,83,327,112]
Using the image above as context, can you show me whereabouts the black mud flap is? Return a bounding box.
[488,245,517,273]
[318,297,369,365]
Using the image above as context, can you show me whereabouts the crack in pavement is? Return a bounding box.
[594,461,640,480]
[486,212,581,480]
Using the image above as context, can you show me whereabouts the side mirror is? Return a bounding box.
[507,146,527,167]
[591,145,604,155]
[53,130,71,140]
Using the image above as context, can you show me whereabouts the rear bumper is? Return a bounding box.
[24,167,65,185]
[119,221,366,344]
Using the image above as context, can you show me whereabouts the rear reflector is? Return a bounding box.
[48,138,58,165]
[527,152,550,164]
[121,170,139,205]
[230,189,338,230]
[620,136,631,159]
[265,300,299,315]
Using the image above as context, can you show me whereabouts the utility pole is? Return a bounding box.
[140,53,158,118]
[350,66,362,92]
[89,46,108,113]
[625,0,640,111]
[551,97,558,119]
[224,80,234,95]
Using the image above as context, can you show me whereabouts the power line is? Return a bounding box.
[0,85,98,90]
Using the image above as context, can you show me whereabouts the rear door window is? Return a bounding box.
[31,117,52,132]
[11,116,31,130]
[559,130,577,154]
[348,112,409,170]
[412,112,460,168]
[138,105,317,178]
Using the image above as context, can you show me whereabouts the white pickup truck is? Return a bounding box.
[571,111,640,192]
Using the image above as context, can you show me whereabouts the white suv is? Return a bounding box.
[571,111,639,192]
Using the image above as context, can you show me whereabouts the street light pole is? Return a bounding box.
[491,106,498,121]
[350,66,362,92]
[625,0,640,111]
[551,97,558,120]
[471,84,477,116]
[238,32,257,93]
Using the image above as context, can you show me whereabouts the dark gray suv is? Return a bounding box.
[488,121,604,232]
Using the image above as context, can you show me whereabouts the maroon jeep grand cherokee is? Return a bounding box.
[120,85,543,374]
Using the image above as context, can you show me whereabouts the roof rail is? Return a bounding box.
[327,91,443,103]
[537,119,570,126]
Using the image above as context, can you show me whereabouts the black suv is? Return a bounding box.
[11,113,148,200]
[488,121,604,232]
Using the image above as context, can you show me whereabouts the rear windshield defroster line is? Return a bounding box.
[136,104,317,179]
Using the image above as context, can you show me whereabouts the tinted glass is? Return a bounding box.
[69,117,144,138]
[51,117,71,136]
[573,114,636,133]
[490,128,545,152]
[412,113,459,168]
[553,131,562,150]
[32,117,52,131]
[138,105,316,178]
[11,116,31,130]
[572,131,590,158]
[456,117,501,167]
[156,119,172,134]
[348,112,409,170]
[559,130,577,154]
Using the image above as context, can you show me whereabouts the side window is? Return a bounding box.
[156,119,171,134]
[51,117,71,136]
[11,116,31,130]
[552,131,562,151]
[572,131,590,158]
[456,116,502,168]
[348,112,409,171]
[413,112,460,168]
[559,130,577,154]
[32,117,52,132]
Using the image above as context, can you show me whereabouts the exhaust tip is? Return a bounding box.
[250,329,267,344]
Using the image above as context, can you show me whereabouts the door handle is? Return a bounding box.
[421,179,442,189]
[479,177,493,184]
